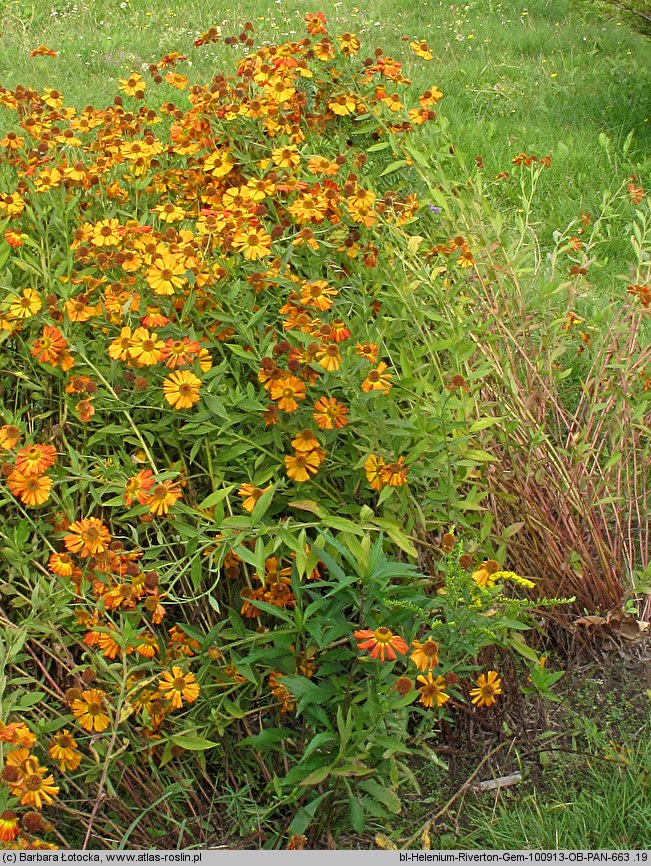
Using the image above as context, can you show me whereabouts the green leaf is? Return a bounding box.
[358,779,402,813]
[171,734,220,751]
[379,159,408,177]
[250,485,275,523]
[197,485,235,510]
[299,764,332,786]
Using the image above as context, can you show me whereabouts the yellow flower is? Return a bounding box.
[146,254,187,295]
[410,638,439,672]
[472,559,500,587]
[361,362,393,394]
[6,288,42,320]
[328,93,357,116]
[158,666,200,710]
[163,370,202,409]
[364,454,386,491]
[204,149,233,178]
[417,673,450,708]
[285,450,322,482]
[71,689,110,732]
[238,483,270,513]
[48,729,82,772]
[470,671,502,708]
[232,226,272,261]
[91,218,121,247]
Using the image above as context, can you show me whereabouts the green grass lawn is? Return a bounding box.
[2,0,650,246]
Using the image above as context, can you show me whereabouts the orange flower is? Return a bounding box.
[305,11,327,35]
[64,517,111,557]
[270,375,307,412]
[291,429,321,453]
[364,454,386,491]
[0,721,37,748]
[0,810,19,842]
[238,483,271,512]
[31,325,68,366]
[124,469,155,506]
[285,450,322,482]
[18,765,59,809]
[354,626,409,662]
[144,480,182,516]
[48,552,75,577]
[158,666,200,710]
[382,456,409,487]
[108,326,134,361]
[6,469,52,507]
[355,342,379,363]
[471,559,500,587]
[316,343,342,371]
[0,424,21,450]
[76,399,95,422]
[361,361,393,394]
[48,729,82,772]
[313,396,348,430]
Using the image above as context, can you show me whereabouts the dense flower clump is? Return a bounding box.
[0,14,572,848]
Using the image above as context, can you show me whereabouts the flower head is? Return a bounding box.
[71,689,110,732]
[417,672,450,708]
[354,626,408,662]
[470,671,502,708]
[158,666,200,710]
[410,638,440,672]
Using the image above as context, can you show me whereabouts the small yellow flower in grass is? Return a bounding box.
[71,689,110,732]
[417,672,450,708]
[48,729,82,772]
[410,638,440,672]
[489,570,536,590]
[163,370,201,409]
[410,39,433,60]
[470,671,502,708]
[158,666,200,710]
